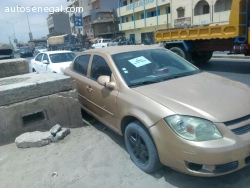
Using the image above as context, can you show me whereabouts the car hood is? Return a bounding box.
[132,72,250,122]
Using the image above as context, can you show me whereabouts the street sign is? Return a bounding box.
[74,13,83,29]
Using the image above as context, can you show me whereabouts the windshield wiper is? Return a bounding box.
[129,80,161,87]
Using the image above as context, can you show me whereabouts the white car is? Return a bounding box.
[33,46,48,56]
[30,51,76,74]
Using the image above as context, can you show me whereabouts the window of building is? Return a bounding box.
[123,0,127,6]
[203,4,209,14]
[177,7,185,18]
[214,0,232,12]
[132,15,134,21]
[73,55,91,76]
[147,9,160,18]
[90,56,112,81]
[141,13,144,19]
[126,17,129,22]
[194,1,210,15]
[166,6,171,14]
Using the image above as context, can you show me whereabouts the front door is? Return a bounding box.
[86,54,119,131]
[130,34,135,44]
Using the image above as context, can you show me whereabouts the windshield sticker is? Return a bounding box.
[128,56,152,67]
[122,68,128,73]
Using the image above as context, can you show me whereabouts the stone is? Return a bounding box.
[50,124,62,136]
[15,131,54,148]
[0,72,72,106]
[55,128,71,140]
[0,58,29,78]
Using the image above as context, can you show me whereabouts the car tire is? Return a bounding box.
[169,46,191,62]
[32,68,36,72]
[125,121,162,174]
[191,51,213,64]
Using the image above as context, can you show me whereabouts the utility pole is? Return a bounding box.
[18,6,33,41]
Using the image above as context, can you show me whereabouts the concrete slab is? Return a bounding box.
[0,90,83,145]
[0,58,29,78]
[0,72,72,106]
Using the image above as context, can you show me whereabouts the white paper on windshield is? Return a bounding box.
[128,56,152,67]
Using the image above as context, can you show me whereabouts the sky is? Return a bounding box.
[0,0,67,44]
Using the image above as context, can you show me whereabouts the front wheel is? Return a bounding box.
[125,121,162,174]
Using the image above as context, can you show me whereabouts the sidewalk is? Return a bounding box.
[212,53,249,60]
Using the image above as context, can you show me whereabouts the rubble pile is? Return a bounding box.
[15,124,70,148]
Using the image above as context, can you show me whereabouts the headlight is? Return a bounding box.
[164,115,222,141]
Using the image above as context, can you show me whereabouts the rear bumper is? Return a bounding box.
[149,119,250,177]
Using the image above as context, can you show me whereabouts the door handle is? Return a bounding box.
[86,86,92,92]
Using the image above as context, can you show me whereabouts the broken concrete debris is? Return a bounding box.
[15,131,54,148]
[54,128,71,141]
[50,124,62,136]
[15,124,71,148]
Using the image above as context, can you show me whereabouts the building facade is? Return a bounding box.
[67,0,92,36]
[117,0,232,44]
[47,12,71,35]
[67,0,121,39]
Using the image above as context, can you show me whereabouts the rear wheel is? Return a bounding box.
[191,51,213,64]
[169,47,191,62]
[125,121,162,173]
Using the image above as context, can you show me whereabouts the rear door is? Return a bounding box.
[70,54,92,109]
[33,53,44,72]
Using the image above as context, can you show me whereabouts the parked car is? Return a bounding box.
[19,46,33,57]
[33,46,48,56]
[92,38,118,49]
[30,51,76,74]
[65,45,250,177]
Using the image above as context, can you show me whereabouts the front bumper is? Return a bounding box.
[149,119,250,177]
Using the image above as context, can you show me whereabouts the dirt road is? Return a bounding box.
[1,120,250,188]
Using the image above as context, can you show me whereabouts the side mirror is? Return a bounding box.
[42,60,49,64]
[97,75,115,89]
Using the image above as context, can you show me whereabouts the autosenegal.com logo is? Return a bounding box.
[5,5,84,14]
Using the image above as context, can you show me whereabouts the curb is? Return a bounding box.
[212,55,250,60]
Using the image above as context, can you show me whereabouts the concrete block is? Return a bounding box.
[0,90,83,145]
[15,131,54,148]
[55,128,71,140]
[50,124,62,136]
[0,58,29,78]
[0,72,72,106]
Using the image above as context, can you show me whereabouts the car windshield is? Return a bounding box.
[49,52,76,63]
[36,46,46,49]
[112,49,200,87]
[20,47,31,50]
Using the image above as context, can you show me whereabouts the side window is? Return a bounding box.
[73,55,91,76]
[42,54,49,61]
[35,53,43,61]
[90,55,112,81]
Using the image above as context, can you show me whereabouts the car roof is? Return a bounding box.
[43,50,74,55]
[81,45,163,55]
